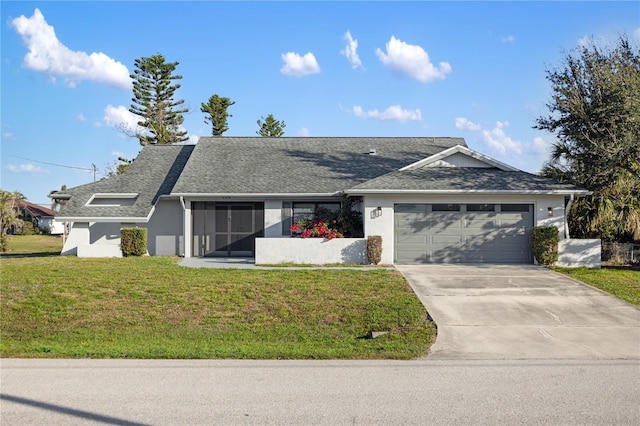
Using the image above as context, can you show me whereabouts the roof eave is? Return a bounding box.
[54,216,151,223]
[173,192,343,198]
[346,189,592,196]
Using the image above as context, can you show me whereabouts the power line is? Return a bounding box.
[4,154,94,171]
[5,154,97,181]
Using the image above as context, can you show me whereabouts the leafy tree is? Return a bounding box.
[201,94,235,136]
[0,190,25,251]
[129,54,189,145]
[535,36,640,241]
[256,114,286,137]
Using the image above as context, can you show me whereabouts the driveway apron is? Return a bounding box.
[396,265,640,360]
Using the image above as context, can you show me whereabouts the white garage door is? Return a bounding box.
[394,203,534,264]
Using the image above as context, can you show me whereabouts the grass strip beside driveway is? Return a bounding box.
[554,267,640,307]
[0,256,434,359]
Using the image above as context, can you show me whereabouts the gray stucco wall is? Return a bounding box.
[145,199,184,256]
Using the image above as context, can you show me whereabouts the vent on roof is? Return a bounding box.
[369,148,377,155]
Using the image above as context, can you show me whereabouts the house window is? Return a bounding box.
[282,202,341,235]
[466,204,495,212]
[500,204,530,212]
[432,204,460,212]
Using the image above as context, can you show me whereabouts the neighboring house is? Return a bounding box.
[51,137,592,264]
[15,199,65,235]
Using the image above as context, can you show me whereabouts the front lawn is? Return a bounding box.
[555,267,640,306]
[0,256,435,359]
[2,234,62,255]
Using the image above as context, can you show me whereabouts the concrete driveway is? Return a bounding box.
[396,265,640,360]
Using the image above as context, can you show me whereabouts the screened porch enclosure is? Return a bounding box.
[192,202,264,257]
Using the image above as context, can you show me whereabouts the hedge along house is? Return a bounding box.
[51,137,597,266]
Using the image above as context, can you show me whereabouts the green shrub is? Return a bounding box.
[120,228,147,257]
[18,221,37,236]
[367,235,383,265]
[531,226,559,266]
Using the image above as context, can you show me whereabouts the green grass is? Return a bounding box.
[3,235,62,254]
[0,256,435,359]
[555,267,640,306]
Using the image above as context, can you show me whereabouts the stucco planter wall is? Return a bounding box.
[557,239,601,268]
[255,238,367,264]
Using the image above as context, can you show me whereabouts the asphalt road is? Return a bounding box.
[2,358,639,425]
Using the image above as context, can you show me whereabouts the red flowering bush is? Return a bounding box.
[290,219,344,240]
[289,202,363,240]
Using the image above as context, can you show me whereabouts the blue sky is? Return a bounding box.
[2,1,639,205]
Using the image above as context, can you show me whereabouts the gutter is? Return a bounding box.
[565,193,575,239]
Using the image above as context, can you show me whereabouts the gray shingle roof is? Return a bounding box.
[57,145,194,220]
[172,137,465,195]
[347,166,589,194]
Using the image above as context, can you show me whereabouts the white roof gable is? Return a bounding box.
[399,145,519,172]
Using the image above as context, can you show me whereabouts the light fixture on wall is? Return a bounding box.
[547,207,553,217]
[375,206,383,217]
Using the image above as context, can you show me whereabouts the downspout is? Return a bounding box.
[179,196,186,257]
[565,194,574,239]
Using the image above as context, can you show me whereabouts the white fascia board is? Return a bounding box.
[346,189,592,196]
[54,216,150,223]
[172,192,342,198]
[399,145,519,172]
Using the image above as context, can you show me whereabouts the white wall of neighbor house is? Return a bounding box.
[362,194,568,265]
[40,217,65,235]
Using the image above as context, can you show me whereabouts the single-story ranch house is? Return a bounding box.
[51,137,600,266]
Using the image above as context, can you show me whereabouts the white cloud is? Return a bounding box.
[501,35,515,43]
[298,128,310,137]
[103,104,144,134]
[11,8,130,89]
[3,132,15,140]
[375,35,451,83]
[531,136,548,154]
[352,105,422,123]
[633,28,640,41]
[455,117,482,131]
[280,52,320,77]
[482,127,522,156]
[77,113,87,122]
[455,117,548,157]
[8,163,49,174]
[103,104,194,142]
[340,30,363,69]
[111,150,124,158]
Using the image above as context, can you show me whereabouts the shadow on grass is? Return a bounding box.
[0,252,60,258]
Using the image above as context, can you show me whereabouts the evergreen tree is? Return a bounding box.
[256,114,286,137]
[129,54,189,145]
[201,94,235,136]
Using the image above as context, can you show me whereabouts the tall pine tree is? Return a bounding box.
[256,114,286,137]
[201,94,235,136]
[129,54,189,145]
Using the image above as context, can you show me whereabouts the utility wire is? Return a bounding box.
[4,154,94,171]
